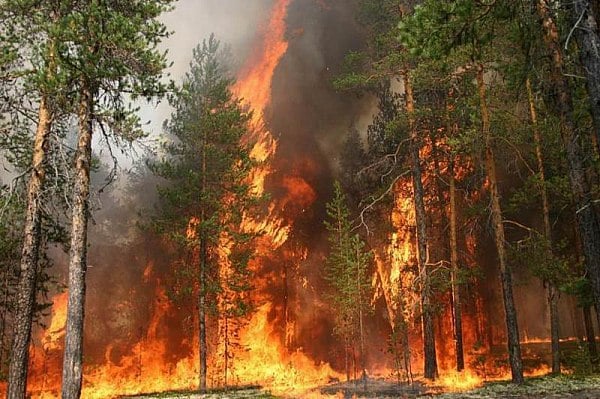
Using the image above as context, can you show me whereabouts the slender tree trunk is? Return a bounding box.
[199,136,208,391]
[403,71,437,380]
[359,306,366,390]
[570,0,600,153]
[537,0,600,328]
[593,0,600,26]
[445,92,465,372]
[396,285,413,384]
[7,96,53,399]
[448,158,465,372]
[345,342,350,382]
[0,270,9,377]
[526,78,561,374]
[357,245,366,390]
[476,64,524,383]
[583,305,598,361]
[61,82,94,399]
[224,315,228,389]
[198,242,207,391]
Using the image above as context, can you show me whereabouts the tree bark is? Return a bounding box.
[198,237,207,391]
[7,95,53,399]
[61,82,94,399]
[476,64,524,383]
[403,71,438,380]
[570,0,600,153]
[583,305,598,361]
[199,133,208,391]
[357,245,367,390]
[526,78,561,374]
[448,158,465,372]
[536,0,600,329]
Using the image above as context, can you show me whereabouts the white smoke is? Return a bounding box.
[138,0,273,140]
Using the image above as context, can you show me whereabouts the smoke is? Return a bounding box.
[137,0,274,139]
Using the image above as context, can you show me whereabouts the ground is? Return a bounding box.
[120,375,600,399]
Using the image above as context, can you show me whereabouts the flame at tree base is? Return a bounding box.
[229,303,341,396]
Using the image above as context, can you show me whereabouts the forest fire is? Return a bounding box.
[5,0,595,398]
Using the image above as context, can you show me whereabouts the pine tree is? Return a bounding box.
[399,0,525,382]
[151,35,259,391]
[335,0,441,380]
[324,182,372,387]
[53,2,174,397]
[567,0,600,152]
[534,0,600,335]
[0,2,74,396]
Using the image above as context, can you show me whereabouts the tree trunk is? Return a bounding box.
[476,64,524,383]
[199,136,208,391]
[61,82,94,399]
[7,95,53,399]
[403,71,437,380]
[345,342,350,382]
[583,305,598,361]
[357,245,366,390]
[570,0,600,153]
[526,78,561,374]
[536,0,600,328]
[593,0,600,26]
[448,158,465,372]
[224,315,228,389]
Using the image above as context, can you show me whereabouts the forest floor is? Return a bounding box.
[121,374,600,399]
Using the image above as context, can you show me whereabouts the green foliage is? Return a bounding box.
[150,34,260,325]
[436,374,600,398]
[323,182,373,347]
[509,234,570,287]
[564,342,595,376]
[562,276,594,308]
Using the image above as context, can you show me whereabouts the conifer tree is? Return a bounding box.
[335,0,440,380]
[0,2,74,396]
[52,2,174,397]
[324,181,372,387]
[399,0,525,382]
[534,0,600,334]
[151,35,259,391]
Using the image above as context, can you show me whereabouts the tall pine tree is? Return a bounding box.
[151,35,260,391]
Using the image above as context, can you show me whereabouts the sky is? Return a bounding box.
[137,0,273,140]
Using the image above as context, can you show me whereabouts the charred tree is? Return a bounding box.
[403,72,438,380]
[476,63,524,383]
[536,0,600,328]
[7,95,53,399]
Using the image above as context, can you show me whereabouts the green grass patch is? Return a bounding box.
[435,374,600,398]
[119,385,281,399]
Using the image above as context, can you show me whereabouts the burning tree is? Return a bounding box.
[324,182,373,386]
[151,35,261,391]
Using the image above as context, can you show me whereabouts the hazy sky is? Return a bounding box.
[138,0,273,138]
